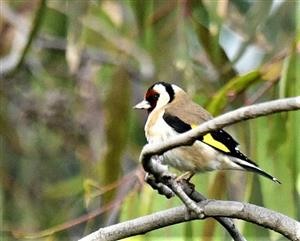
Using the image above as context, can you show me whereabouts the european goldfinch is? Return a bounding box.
[134,82,280,183]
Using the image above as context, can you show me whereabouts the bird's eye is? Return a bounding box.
[153,93,159,100]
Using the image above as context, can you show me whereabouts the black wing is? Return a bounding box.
[163,112,257,166]
[163,112,280,183]
[163,113,192,133]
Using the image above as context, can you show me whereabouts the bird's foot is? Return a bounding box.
[175,171,195,182]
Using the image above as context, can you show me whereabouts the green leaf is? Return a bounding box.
[207,71,260,114]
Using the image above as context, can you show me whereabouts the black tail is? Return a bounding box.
[239,162,281,184]
[231,156,281,184]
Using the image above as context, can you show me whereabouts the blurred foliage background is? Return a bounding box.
[0,0,299,241]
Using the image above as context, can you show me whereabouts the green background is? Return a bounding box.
[1,0,299,240]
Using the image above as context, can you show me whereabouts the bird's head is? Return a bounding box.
[134,82,181,113]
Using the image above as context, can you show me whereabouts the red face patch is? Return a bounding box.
[145,89,160,112]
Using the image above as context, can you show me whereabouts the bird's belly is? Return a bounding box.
[163,142,223,172]
[146,121,223,172]
[145,115,236,172]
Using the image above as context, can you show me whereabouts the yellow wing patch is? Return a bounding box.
[190,124,230,153]
[203,133,230,153]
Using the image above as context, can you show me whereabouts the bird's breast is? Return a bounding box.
[145,110,176,143]
[144,110,211,171]
[144,110,233,172]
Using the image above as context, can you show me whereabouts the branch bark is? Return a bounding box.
[78,200,300,241]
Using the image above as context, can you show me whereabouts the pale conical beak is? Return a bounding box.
[133,100,151,109]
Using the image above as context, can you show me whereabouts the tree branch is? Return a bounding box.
[145,172,246,241]
[78,200,300,241]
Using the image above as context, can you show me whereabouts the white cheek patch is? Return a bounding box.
[153,84,170,109]
[156,93,170,108]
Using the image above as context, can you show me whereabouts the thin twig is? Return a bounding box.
[245,80,278,105]
[11,171,142,239]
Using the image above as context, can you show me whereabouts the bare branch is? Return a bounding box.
[78,200,300,241]
[150,173,246,241]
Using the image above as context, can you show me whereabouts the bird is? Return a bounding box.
[134,81,280,184]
